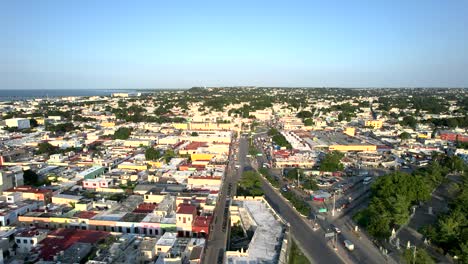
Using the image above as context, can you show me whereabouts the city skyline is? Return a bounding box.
[2,0,468,89]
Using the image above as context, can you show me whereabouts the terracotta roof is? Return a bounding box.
[39,229,109,261]
[4,186,52,194]
[176,204,197,215]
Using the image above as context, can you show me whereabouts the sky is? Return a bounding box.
[1,0,468,89]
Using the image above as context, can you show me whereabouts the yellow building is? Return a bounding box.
[187,176,222,187]
[117,163,148,170]
[345,127,356,137]
[172,123,189,130]
[364,120,383,129]
[190,153,215,162]
[51,194,82,206]
[329,145,377,152]
[144,193,167,204]
[101,122,115,127]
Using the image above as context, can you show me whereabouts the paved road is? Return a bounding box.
[203,136,246,264]
[258,174,346,264]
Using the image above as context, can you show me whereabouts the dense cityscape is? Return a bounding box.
[0,87,466,264]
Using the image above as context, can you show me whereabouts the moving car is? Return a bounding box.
[344,240,354,251]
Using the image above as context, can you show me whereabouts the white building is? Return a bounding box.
[15,228,48,253]
[5,118,30,129]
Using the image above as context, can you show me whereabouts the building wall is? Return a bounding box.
[329,145,377,152]
[190,153,215,162]
[364,120,383,129]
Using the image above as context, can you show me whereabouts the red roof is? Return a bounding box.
[16,228,46,238]
[184,141,208,150]
[5,186,52,194]
[38,229,109,261]
[176,204,197,215]
[74,211,97,219]
[133,203,157,213]
[193,216,212,228]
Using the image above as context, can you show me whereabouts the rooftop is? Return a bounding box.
[227,199,285,264]
[176,204,197,215]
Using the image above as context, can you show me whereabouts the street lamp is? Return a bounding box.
[406,241,417,264]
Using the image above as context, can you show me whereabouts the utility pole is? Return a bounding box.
[297,169,300,188]
[332,194,336,216]
[413,246,417,264]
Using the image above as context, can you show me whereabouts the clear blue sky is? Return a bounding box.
[2,0,468,89]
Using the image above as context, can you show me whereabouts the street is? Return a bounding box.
[202,135,247,264]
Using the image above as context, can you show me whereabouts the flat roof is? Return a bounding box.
[227,199,284,264]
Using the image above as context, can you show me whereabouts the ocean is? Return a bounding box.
[0,89,138,101]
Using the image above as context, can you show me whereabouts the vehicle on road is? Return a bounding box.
[344,240,354,251]
[362,177,373,185]
[330,224,341,234]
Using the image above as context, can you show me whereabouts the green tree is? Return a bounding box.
[399,132,411,140]
[30,118,39,127]
[191,131,199,136]
[401,116,417,129]
[163,149,176,163]
[237,171,264,196]
[145,147,161,161]
[113,127,132,140]
[23,169,39,186]
[296,111,313,119]
[402,248,435,264]
[37,142,58,154]
[319,151,344,172]
[304,118,313,126]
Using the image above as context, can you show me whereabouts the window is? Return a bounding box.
[30,240,34,244]
[23,239,27,244]
[126,227,130,233]
[16,239,20,244]
[149,229,152,235]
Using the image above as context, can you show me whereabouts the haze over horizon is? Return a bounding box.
[2,0,468,90]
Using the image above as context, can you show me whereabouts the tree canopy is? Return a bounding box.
[145,147,161,161]
[237,171,264,197]
[319,151,344,172]
[113,127,132,140]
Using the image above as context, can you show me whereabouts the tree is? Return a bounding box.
[302,178,319,191]
[46,122,75,133]
[113,127,132,140]
[163,149,176,163]
[23,169,39,186]
[145,147,161,161]
[30,118,39,127]
[304,118,313,126]
[237,171,264,196]
[296,111,313,119]
[402,248,435,264]
[399,132,411,140]
[37,142,58,154]
[191,132,199,136]
[401,116,417,129]
[319,151,344,172]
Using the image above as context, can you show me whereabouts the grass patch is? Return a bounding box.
[289,239,310,264]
